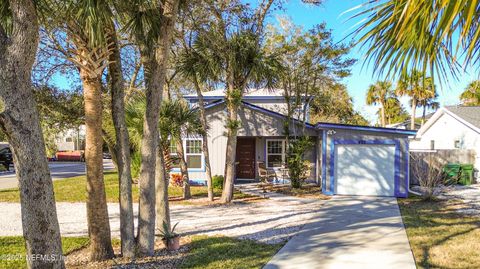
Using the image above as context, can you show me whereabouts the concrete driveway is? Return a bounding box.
[0,159,114,190]
[264,196,416,269]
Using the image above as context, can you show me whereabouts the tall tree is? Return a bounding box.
[122,0,180,255]
[382,97,409,125]
[105,19,135,258]
[396,70,435,130]
[0,1,64,268]
[417,92,439,125]
[460,80,480,106]
[366,81,393,127]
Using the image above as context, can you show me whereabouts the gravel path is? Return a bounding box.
[0,189,327,244]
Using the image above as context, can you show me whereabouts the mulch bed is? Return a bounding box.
[259,183,331,200]
[66,238,190,269]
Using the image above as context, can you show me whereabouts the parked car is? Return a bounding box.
[0,147,13,171]
[103,152,112,159]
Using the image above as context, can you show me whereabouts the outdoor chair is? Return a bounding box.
[257,161,277,183]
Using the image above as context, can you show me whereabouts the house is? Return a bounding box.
[55,125,85,151]
[410,106,480,175]
[178,88,416,197]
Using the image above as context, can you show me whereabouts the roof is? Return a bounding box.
[316,122,417,136]
[445,106,480,129]
[184,88,309,101]
[201,99,316,130]
[416,106,480,137]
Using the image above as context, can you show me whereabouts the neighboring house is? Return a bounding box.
[180,88,416,198]
[55,125,86,151]
[410,106,480,174]
[386,112,434,130]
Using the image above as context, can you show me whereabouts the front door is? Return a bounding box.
[236,138,256,179]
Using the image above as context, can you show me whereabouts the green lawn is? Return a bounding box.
[0,171,250,203]
[0,236,281,269]
[398,196,480,269]
[0,237,90,269]
[181,236,283,269]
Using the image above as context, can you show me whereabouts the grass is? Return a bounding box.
[398,196,480,269]
[1,236,281,269]
[0,237,90,269]
[181,235,283,269]
[0,171,258,204]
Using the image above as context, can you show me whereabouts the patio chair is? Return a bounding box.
[257,161,277,183]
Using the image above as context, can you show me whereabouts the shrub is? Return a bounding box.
[287,137,314,189]
[170,173,183,187]
[410,153,444,200]
[212,175,224,190]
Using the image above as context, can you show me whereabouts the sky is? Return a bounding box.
[49,1,479,124]
[268,0,479,123]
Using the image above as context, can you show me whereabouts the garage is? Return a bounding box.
[335,143,396,196]
[317,123,416,198]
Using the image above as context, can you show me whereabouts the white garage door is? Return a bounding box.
[335,144,395,196]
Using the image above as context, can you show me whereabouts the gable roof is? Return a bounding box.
[202,99,316,130]
[445,106,480,129]
[184,88,309,101]
[416,106,480,136]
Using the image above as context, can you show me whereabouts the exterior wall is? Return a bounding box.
[320,128,411,197]
[173,102,317,184]
[410,112,480,171]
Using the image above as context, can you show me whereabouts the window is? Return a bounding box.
[168,140,180,169]
[430,140,435,150]
[454,140,461,149]
[185,140,202,169]
[266,139,286,168]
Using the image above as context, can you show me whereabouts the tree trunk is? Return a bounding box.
[380,102,386,127]
[221,98,239,203]
[0,2,65,267]
[81,71,114,261]
[176,139,191,199]
[421,105,427,126]
[136,0,180,256]
[156,140,171,233]
[193,78,213,201]
[410,99,417,130]
[107,24,135,258]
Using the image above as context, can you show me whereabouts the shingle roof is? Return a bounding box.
[446,106,480,129]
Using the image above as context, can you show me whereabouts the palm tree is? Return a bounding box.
[366,81,393,127]
[418,93,440,125]
[396,70,435,129]
[159,100,203,200]
[460,81,480,106]
[0,1,64,267]
[352,1,480,81]
[382,97,409,125]
[120,0,180,256]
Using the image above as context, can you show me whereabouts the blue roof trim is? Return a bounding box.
[199,99,225,110]
[185,96,309,101]
[241,101,317,130]
[315,122,417,135]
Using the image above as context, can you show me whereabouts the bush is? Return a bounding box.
[212,175,224,190]
[287,137,314,189]
[410,153,444,200]
[170,173,183,187]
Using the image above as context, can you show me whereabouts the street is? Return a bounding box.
[0,159,114,190]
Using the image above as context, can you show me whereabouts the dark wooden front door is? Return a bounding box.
[236,138,256,178]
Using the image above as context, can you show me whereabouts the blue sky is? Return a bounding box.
[270,0,479,122]
[49,1,479,123]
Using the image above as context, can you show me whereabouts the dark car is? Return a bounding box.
[0,147,13,171]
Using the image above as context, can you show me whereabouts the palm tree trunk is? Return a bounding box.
[192,78,213,201]
[176,139,191,199]
[155,140,171,233]
[421,104,427,126]
[221,93,239,203]
[380,102,386,127]
[0,2,64,267]
[410,99,417,130]
[107,23,135,258]
[136,0,179,256]
[81,70,114,261]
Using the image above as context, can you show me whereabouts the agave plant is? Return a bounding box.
[157,221,179,240]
